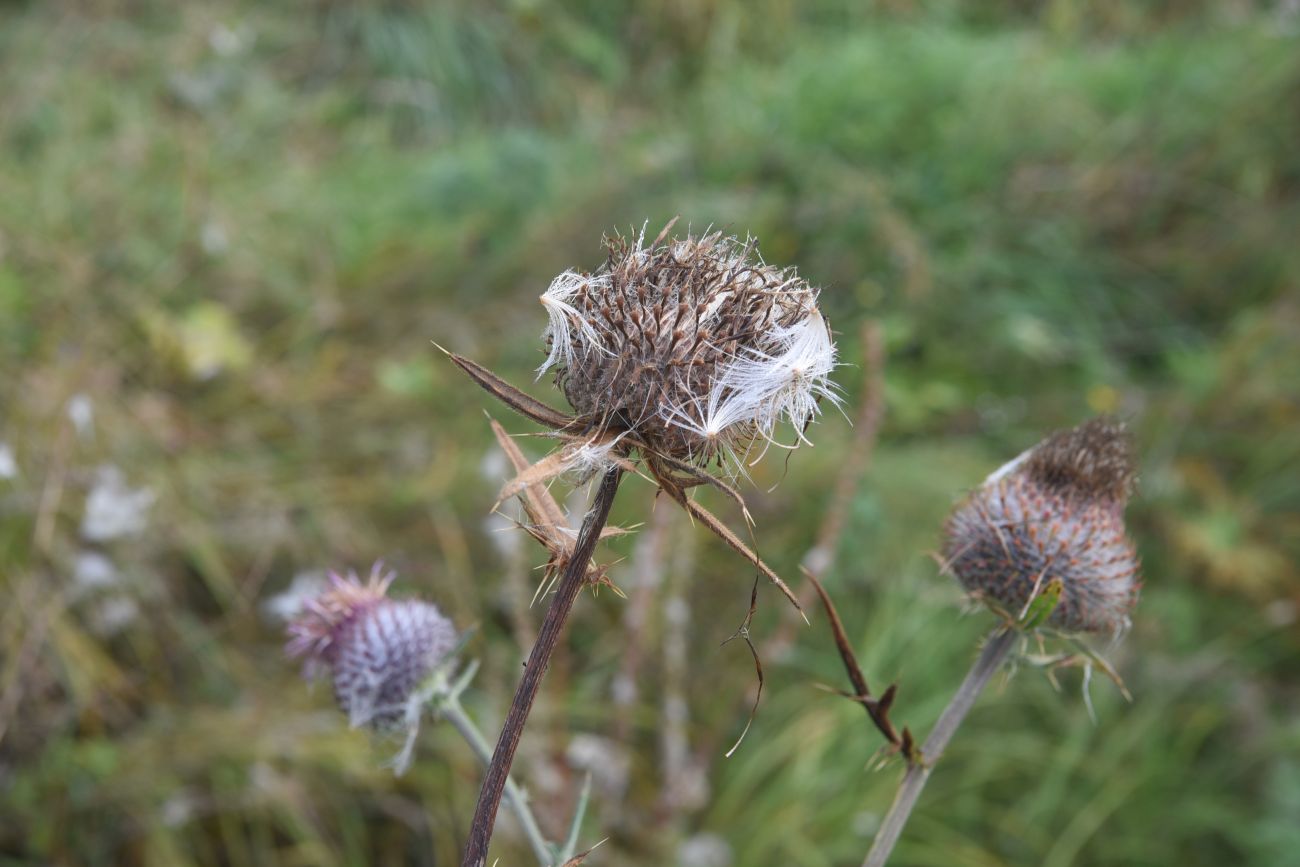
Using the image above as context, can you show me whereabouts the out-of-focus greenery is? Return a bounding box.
[2,1,1297,865]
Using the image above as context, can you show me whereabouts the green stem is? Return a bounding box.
[862,627,1017,867]
[557,773,592,863]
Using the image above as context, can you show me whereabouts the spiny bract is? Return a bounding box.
[942,418,1141,634]
[538,228,839,466]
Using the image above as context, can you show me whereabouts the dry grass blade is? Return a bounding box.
[722,577,765,758]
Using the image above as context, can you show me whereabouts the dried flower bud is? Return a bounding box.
[539,228,839,465]
[942,418,1141,634]
[286,564,458,773]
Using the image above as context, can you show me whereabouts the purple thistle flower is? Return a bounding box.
[942,418,1141,634]
[286,563,458,773]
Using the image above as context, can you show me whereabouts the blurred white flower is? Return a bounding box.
[611,672,636,706]
[200,220,229,256]
[482,510,523,559]
[0,442,15,480]
[678,833,733,867]
[853,809,882,836]
[261,570,328,623]
[565,733,630,799]
[1265,598,1296,628]
[208,24,244,57]
[160,791,198,828]
[67,393,94,439]
[91,595,140,636]
[73,550,120,596]
[81,465,155,541]
[478,447,508,482]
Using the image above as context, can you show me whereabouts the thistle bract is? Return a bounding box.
[942,418,1141,634]
[539,230,839,465]
[286,564,458,773]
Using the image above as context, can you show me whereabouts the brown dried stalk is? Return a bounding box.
[450,227,838,860]
[462,466,623,867]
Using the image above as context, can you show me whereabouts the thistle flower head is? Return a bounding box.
[539,227,839,465]
[286,563,458,773]
[942,418,1141,634]
[443,223,838,615]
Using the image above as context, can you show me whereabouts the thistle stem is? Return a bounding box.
[462,466,623,867]
[441,693,556,867]
[862,627,1017,867]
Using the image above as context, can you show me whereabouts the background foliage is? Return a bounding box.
[1,1,1297,865]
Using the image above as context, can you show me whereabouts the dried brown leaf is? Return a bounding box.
[490,420,570,547]
[442,348,577,431]
[497,450,574,507]
[805,568,908,756]
[678,493,804,618]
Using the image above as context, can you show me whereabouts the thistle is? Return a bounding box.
[286,564,458,774]
[861,417,1143,867]
[445,222,839,866]
[942,416,1140,634]
[445,222,839,609]
[538,229,839,466]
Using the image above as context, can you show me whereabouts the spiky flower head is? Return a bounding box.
[942,418,1141,634]
[443,223,839,613]
[538,226,840,466]
[286,563,458,773]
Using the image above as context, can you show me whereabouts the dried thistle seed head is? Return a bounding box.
[286,563,458,773]
[942,418,1141,634]
[538,229,839,464]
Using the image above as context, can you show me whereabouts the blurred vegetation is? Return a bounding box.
[1,0,1298,865]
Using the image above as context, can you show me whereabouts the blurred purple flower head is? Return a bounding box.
[942,417,1141,634]
[286,563,458,773]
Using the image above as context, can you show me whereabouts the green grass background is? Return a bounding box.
[1,1,1298,865]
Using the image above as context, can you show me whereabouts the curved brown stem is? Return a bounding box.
[804,570,912,757]
[462,467,623,867]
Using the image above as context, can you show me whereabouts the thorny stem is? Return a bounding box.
[462,467,623,867]
[862,628,1017,867]
[440,693,555,866]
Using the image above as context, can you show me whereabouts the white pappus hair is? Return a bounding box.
[537,271,612,377]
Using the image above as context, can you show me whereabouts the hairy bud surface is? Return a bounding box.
[287,565,458,772]
[943,418,1140,633]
